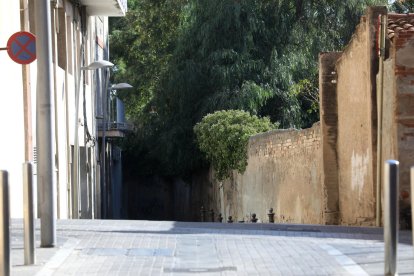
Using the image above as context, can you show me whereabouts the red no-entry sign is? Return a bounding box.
[7,31,36,65]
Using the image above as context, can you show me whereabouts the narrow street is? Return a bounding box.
[11,219,414,275]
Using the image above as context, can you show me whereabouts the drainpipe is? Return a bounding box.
[63,11,71,220]
[51,0,61,218]
[376,14,387,227]
[72,7,82,219]
[101,68,110,219]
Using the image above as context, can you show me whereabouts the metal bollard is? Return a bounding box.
[251,213,258,223]
[384,160,399,276]
[268,208,275,223]
[411,167,414,248]
[210,209,215,222]
[23,163,35,265]
[0,171,10,276]
[218,213,223,223]
[227,216,233,223]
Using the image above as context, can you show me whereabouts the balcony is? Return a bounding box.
[98,122,134,138]
[80,0,127,17]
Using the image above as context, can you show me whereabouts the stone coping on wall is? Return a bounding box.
[248,122,321,159]
[249,122,321,140]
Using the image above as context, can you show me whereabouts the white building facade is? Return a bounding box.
[0,0,127,219]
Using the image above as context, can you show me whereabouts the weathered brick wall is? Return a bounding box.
[391,28,414,221]
[210,123,323,224]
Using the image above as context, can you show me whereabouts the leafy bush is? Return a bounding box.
[194,110,277,180]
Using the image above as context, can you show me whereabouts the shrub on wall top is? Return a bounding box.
[194,110,278,181]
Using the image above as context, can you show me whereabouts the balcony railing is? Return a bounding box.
[98,121,134,132]
[97,121,134,138]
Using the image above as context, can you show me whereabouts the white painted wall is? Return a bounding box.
[0,1,26,218]
[0,1,116,219]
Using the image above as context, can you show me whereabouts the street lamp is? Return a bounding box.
[111,83,133,90]
[109,83,133,123]
[81,60,114,70]
[107,83,133,218]
[78,60,114,219]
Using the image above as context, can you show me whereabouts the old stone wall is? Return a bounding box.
[209,123,323,224]
[334,8,383,226]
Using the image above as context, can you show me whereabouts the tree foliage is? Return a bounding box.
[110,0,186,122]
[110,0,387,178]
[389,0,414,12]
[194,110,277,181]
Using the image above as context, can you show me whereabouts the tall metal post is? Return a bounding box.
[384,160,399,276]
[35,0,56,247]
[23,163,35,264]
[410,167,414,247]
[0,171,10,276]
[101,80,107,219]
[72,17,81,219]
[101,69,111,219]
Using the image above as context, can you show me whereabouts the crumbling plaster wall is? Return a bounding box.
[211,124,323,224]
[334,9,382,226]
[319,52,342,225]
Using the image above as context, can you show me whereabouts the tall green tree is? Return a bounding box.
[110,0,187,122]
[390,0,414,12]
[111,0,387,177]
[110,0,189,177]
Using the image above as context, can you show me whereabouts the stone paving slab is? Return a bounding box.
[8,219,414,275]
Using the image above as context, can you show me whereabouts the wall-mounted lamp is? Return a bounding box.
[74,59,114,219]
[111,82,133,90]
[81,60,114,70]
[109,82,133,124]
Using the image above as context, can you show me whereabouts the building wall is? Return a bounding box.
[393,29,414,215]
[54,67,69,219]
[334,10,380,226]
[319,52,342,225]
[0,1,26,218]
[0,1,115,219]
[208,124,323,224]
[381,57,398,180]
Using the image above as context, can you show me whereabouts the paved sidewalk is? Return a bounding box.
[9,219,414,275]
